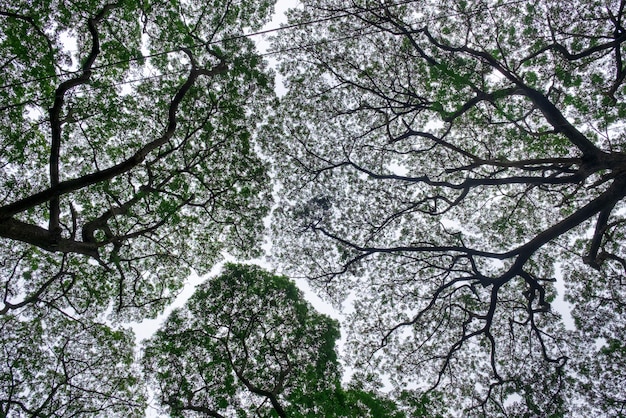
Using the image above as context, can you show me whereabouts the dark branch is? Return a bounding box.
[0,58,227,223]
[47,2,120,235]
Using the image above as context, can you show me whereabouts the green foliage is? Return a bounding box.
[1,0,275,416]
[142,263,342,417]
[142,263,408,417]
[267,0,626,416]
[398,390,446,418]
[0,0,275,321]
[4,0,626,416]
[0,310,145,417]
[287,386,407,418]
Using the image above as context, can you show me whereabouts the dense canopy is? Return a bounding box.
[142,263,404,418]
[0,0,274,321]
[1,310,143,416]
[1,0,274,416]
[2,0,626,416]
[267,0,626,415]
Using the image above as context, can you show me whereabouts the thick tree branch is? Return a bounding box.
[47,3,120,235]
[168,403,226,418]
[224,338,287,418]
[0,218,98,257]
[583,202,617,269]
[521,32,626,63]
[505,176,626,279]
[0,60,227,222]
[312,176,626,288]
[413,25,608,160]
[442,87,520,122]
[519,87,608,161]
[347,160,585,189]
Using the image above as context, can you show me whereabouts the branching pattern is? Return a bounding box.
[0,0,275,415]
[268,0,626,415]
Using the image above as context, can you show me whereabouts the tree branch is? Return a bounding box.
[47,2,120,235]
[0,218,98,257]
[0,59,227,222]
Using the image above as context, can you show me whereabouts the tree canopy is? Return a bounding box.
[0,0,274,321]
[3,0,626,416]
[1,0,274,416]
[1,310,143,417]
[267,0,626,415]
[142,263,404,418]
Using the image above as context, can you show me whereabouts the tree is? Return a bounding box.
[1,0,275,416]
[0,0,274,321]
[267,0,626,415]
[1,310,144,417]
[142,263,405,418]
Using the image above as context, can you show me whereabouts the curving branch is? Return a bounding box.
[169,403,227,418]
[0,257,75,315]
[0,57,227,222]
[346,159,586,189]
[48,2,121,236]
[0,218,98,257]
[0,54,228,266]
